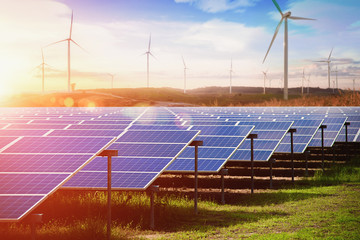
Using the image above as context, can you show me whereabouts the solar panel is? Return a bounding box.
[308,117,347,147]
[48,129,125,137]
[166,125,254,172]
[64,129,200,190]
[229,121,293,162]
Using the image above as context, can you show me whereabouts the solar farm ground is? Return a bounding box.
[0,152,359,239]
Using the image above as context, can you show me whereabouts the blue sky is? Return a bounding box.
[0,0,359,95]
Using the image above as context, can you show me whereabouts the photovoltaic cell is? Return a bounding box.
[0,196,43,220]
[0,129,49,137]
[64,129,200,189]
[65,172,158,189]
[166,125,254,172]
[48,129,125,137]
[0,154,93,173]
[0,174,70,194]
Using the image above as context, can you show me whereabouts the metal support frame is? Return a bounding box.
[247,134,258,194]
[345,122,350,159]
[304,150,310,177]
[30,214,43,240]
[269,158,276,189]
[98,149,119,240]
[288,128,296,182]
[320,125,327,171]
[220,169,228,204]
[190,140,203,214]
[149,185,159,230]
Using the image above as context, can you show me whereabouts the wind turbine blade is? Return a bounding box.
[272,0,283,15]
[70,39,88,53]
[263,18,284,63]
[182,56,186,68]
[45,39,68,47]
[148,34,151,52]
[70,11,73,38]
[41,48,44,63]
[149,52,157,60]
[288,16,316,20]
[314,60,328,63]
[328,47,333,60]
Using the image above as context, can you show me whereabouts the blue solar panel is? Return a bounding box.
[309,117,347,147]
[129,125,188,131]
[166,159,225,172]
[0,173,70,194]
[65,172,158,189]
[64,129,200,189]
[189,125,253,136]
[48,129,125,137]
[6,124,69,130]
[81,157,173,172]
[0,129,49,137]
[0,154,93,173]
[107,143,187,157]
[0,137,18,149]
[231,149,274,161]
[67,124,129,130]
[0,196,43,220]
[179,147,236,159]
[116,130,199,143]
[2,137,114,154]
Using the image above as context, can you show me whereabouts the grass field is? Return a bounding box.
[2,87,359,107]
[1,157,359,239]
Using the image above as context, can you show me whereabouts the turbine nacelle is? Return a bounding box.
[283,12,291,18]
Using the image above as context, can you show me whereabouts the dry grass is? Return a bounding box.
[245,92,360,107]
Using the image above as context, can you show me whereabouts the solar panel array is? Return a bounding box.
[1,106,359,222]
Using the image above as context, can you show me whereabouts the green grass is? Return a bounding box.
[1,158,359,239]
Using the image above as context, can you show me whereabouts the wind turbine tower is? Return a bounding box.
[262,70,268,94]
[229,59,233,94]
[143,34,155,88]
[315,48,333,89]
[46,11,86,92]
[108,74,115,89]
[263,0,315,100]
[307,74,311,95]
[301,68,305,96]
[182,56,188,94]
[332,66,339,90]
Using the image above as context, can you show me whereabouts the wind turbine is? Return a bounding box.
[332,65,339,90]
[108,73,115,89]
[353,79,356,94]
[46,11,86,92]
[301,68,305,96]
[315,48,333,89]
[263,0,315,100]
[182,56,188,94]
[142,34,156,88]
[229,59,233,94]
[307,74,312,95]
[262,70,268,94]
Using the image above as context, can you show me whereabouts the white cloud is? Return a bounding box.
[174,0,258,13]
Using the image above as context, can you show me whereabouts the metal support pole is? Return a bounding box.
[269,158,275,189]
[30,214,42,240]
[190,140,203,214]
[247,134,258,194]
[220,169,228,205]
[150,185,159,230]
[345,122,350,160]
[107,155,111,239]
[305,150,310,177]
[320,125,327,171]
[98,149,118,240]
[288,129,296,182]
